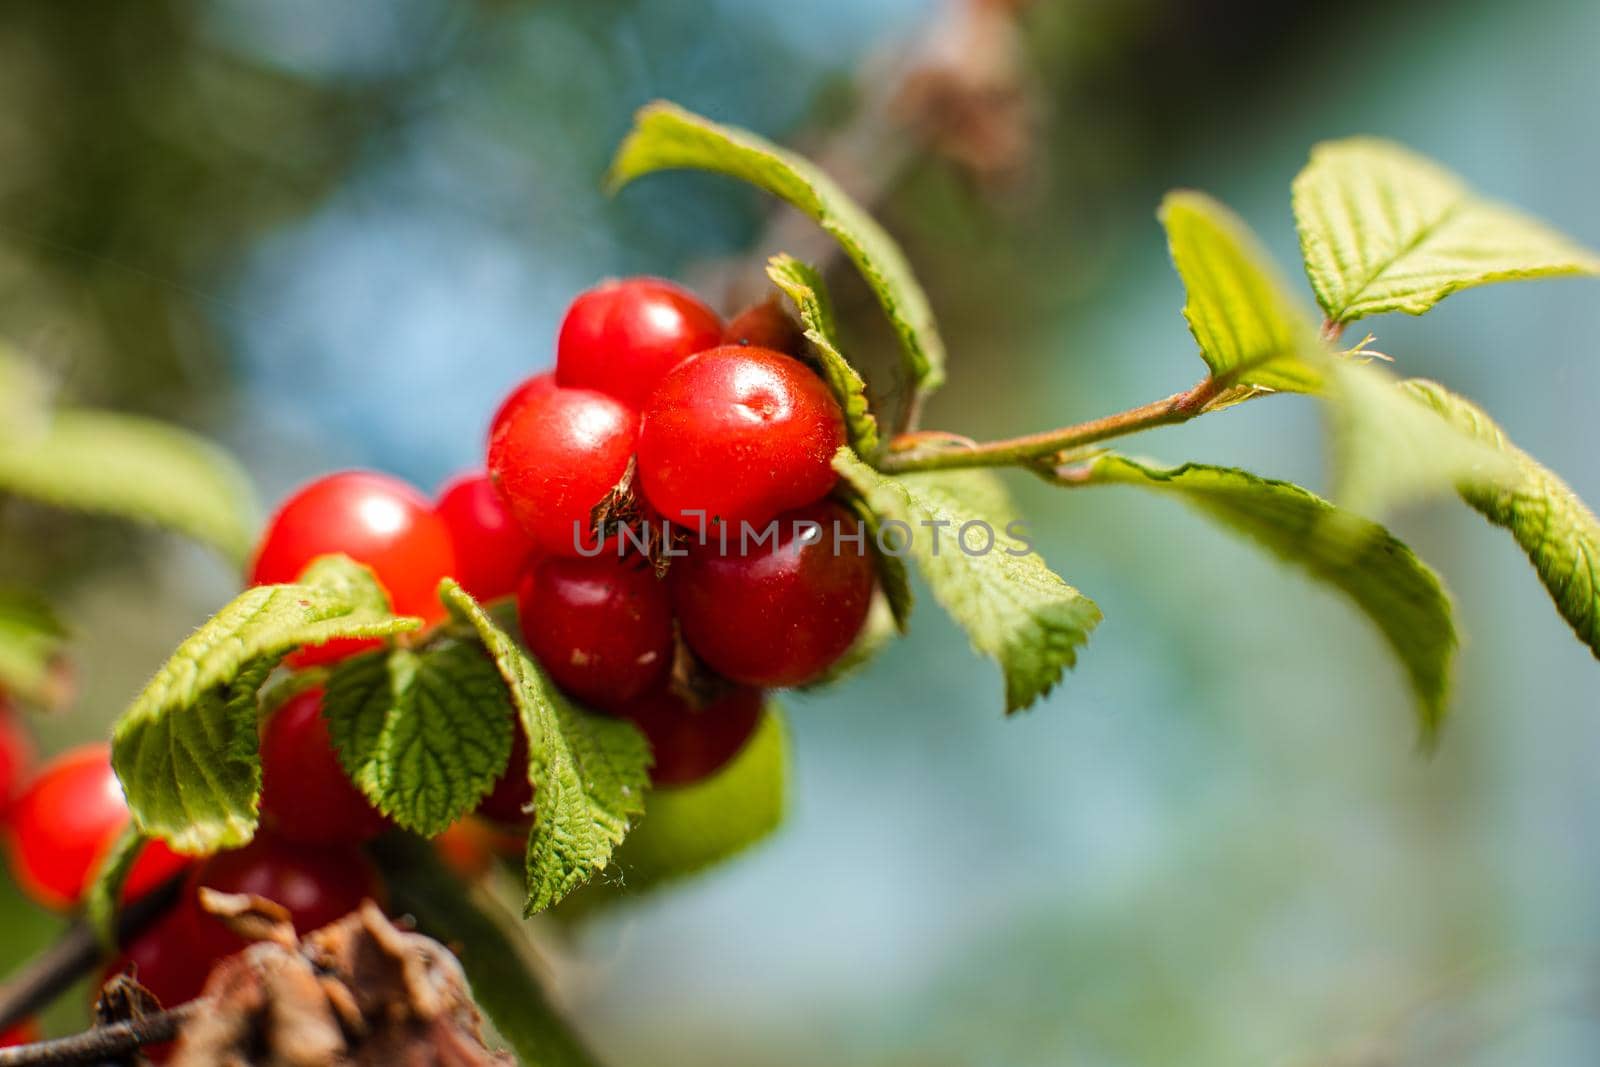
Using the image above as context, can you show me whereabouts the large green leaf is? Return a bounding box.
[0,409,259,564]
[766,254,881,455]
[323,641,514,837]
[833,450,1100,713]
[1325,358,1513,519]
[441,581,650,914]
[1160,191,1325,399]
[1076,454,1458,739]
[0,590,69,709]
[609,101,946,393]
[111,556,419,854]
[374,835,601,1067]
[1402,379,1600,660]
[1293,138,1600,324]
[611,705,787,890]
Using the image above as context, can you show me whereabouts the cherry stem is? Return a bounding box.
[0,873,184,1036]
[877,377,1223,474]
[0,999,204,1066]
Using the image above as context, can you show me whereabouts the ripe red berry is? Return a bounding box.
[249,471,457,665]
[615,686,764,787]
[434,471,537,602]
[3,744,188,911]
[110,905,213,1009]
[517,555,673,710]
[476,727,532,826]
[556,277,723,409]
[0,1019,38,1047]
[487,386,637,557]
[0,693,33,819]
[636,346,845,530]
[723,297,805,356]
[434,817,525,878]
[486,371,556,449]
[259,687,389,845]
[190,834,379,933]
[671,499,875,687]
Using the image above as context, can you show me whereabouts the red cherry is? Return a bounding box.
[671,499,875,687]
[486,371,556,450]
[109,904,213,1009]
[249,471,457,665]
[259,687,389,845]
[636,346,845,530]
[615,686,764,787]
[434,471,537,602]
[517,555,673,710]
[487,386,637,557]
[556,277,723,409]
[476,727,533,826]
[723,297,805,356]
[0,694,34,819]
[3,744,189,911]
[181,834,380,967]
[434,817,524,879]
[0,1018,39,1047]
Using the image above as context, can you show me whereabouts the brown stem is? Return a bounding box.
[0,873,184,1035]
[0,999,203,1066]
[877,377,1220,474]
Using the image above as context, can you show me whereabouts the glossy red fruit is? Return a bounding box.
[259,688,389,845]
[0,694,33,819]
[556,277,723,409]
[616,686,764,787]
[476,728,533,826]
[518,556,673,710]
[671,499,875,687]
[249,471,457,665]
[486,371,557,450]
[182,835,380,966]
[434,817,525,878]
[435,471,537,602]
[0,1019,38,1047]
[637,346,845,530]
[487,386,637,557]
[4,744,188,911]
[723,297,805,356]
[110,904,213,1009]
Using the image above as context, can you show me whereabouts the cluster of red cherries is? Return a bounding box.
[0,277,878,1039]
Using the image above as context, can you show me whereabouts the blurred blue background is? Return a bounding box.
[2,0,1599,1063]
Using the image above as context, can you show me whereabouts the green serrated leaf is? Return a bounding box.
[86,824,148,949]
[1326,358,1514,519]
[833,449,1100,713]
[609,101,945,394]
[0,409,260,564]
[842,493,913,633]
[1077,454,1457,739]
[609,704,787,890]
[373,835,602,1067]
[1293,138,1600,324]
[323,642,514,837]
[0,590,70,709]
[1401,379,1600,660]
[441,581,650,915]
[766,254,881,455]
[1160,190,1325,399]
[112,556,420,854]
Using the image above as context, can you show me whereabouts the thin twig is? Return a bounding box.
[0,999,203,1066]
[877,377,1220,473]
[0,873,184,1034]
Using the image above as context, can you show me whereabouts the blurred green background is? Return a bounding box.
[3,0,1599,1063]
